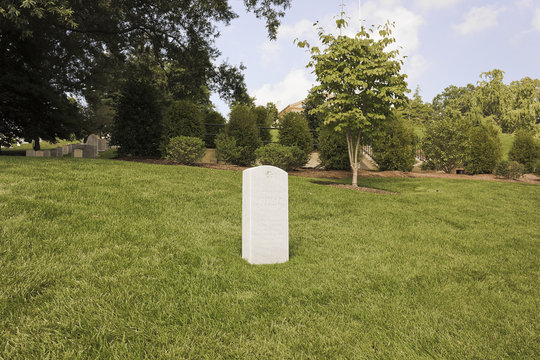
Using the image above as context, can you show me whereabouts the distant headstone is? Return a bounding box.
[83,144,98,158]
[26,150,36,157]
[54,147,63,157]
[86,134,99,147]
[98,139,108,152]
[42,150,51,157]
[73,149,83,158]
[35,151,44,157]
[62,145,70,155]
[242,165,289,265]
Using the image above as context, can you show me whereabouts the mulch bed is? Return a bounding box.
[116,157,540,185]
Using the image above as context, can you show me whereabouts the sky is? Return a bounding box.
[210,0,540,116]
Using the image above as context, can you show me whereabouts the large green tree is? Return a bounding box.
[0,0,291,146]
[298,17,408,186]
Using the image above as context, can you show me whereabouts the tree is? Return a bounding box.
[372,112,416,171]
[298,16,408,186]
[111,79,163,157]
[278,112,313,167]
[400,86,433,126]
[1,0,291,145]
[161,100,205,147]
[422,111,471,173]
[464,119,502,174]
[218,105,261,166]
[508,130,540,173]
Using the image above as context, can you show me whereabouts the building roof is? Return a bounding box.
[278,100,305,117]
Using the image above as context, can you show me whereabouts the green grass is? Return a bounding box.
[1,139,79,153]
[0,157,538,359]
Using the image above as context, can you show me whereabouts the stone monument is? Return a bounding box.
[242,165,289,265]
[73,149,83,158]
[26,150,35,157]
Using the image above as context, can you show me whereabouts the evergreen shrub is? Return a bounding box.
[372,113,416,171]
[508,130,540,173]
[278,112,313,167]
[255,143,302,171]
[318,124,349,170]
[165,136,205,164]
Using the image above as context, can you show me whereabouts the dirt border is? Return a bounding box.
[116,157,539,184]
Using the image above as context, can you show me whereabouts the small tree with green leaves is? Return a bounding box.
[297,16,408,186]
[509,130,540,173]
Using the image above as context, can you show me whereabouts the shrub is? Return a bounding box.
[216,105,261,166]
[161,100,205,154]
[422,111,471,173]
[464,122,502,174]
[165,136,206,164]
[112,79,163,157]
[372,113,416,171]
[318,124,350,170]
[255,143,304,171]
[278,112,313,167]
[253,105,272,143]
[204,110,226,148]
[215,133,240,164]
[494,160,524,179]
[508,130,540,173]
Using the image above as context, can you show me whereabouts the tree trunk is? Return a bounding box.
[33,137,40,151]
[346,130,362,187]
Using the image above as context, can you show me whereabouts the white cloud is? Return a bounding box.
[403,54,429,87]
[253,69,314,109]
[533,8,540,31]
[454,6,506,35]
[358,1,425,57]
[414,0,463,11]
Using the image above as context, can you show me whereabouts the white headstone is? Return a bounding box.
[73,149,83,158]
[26,150,36,157]
[242,165,289,265]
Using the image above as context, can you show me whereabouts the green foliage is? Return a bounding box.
[372,113,417,172]
[255,143,304,171]
[278,112,313,167]
[161,100,205,154]
[494,160,524,179]
[464,121,502,174]
[253,105,272,143]
[299,18,408,185]
[165,136,206,164]
[215,133,240,164]
[422,112,471,173]
[508,130,540,173]
[317,124,350,170]
[111,79,163,157]
[216,105,261,165]
[400,86,433,126]
[204,109,226,148]
[303,88,326,134]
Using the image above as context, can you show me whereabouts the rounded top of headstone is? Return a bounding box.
[243,165,288,177]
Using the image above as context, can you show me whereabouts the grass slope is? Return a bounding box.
[0,157,538,359]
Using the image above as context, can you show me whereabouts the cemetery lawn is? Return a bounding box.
[1,157,539,359]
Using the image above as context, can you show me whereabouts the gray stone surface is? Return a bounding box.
[62,145,70,155]
[35,151,44,157]
[86,134,99,147]
[26,150,36,157]
[242,165,289,265]
[98,138,109,152]
[73,149,83,158]
[42,150,51,157]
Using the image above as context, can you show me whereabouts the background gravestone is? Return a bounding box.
[73,149,83,158]
[86,134,99,147]
[42,150,51,157]
[242,165,289,265]
[26,150,35,157]
[98,138,109,152]
[62,145,70,155]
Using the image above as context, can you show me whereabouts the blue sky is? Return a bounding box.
[210,0,540,116]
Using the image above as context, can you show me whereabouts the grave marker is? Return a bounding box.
[73,149,83,158]
[242,165,289,265]
[26,150,36,157]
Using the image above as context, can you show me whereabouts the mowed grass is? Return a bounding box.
[0,157,538,359]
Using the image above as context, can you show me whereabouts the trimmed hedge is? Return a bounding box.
[165,136,206,164]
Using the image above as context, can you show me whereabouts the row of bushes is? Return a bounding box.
[421,111,540,177]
